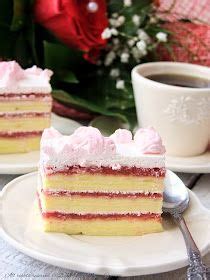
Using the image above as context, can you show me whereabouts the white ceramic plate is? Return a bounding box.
[0,171,210,276]
[166,151,210,174]
[0,113,80,174]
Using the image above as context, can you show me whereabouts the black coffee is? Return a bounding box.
[146,73,210,88]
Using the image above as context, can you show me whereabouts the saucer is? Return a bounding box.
[166,151,210,173]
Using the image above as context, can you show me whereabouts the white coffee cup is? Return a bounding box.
[131,62,210,157]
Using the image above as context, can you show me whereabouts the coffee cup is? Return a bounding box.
[131,62,210,157]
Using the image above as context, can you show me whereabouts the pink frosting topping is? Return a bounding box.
[25,66,53,81]
[134,127,166,154]
[41,126,116,159]
[41,127,61,141]
[0,61,25,87]
[70,126,111,156]
[110,129,132,144]
[0,61,53,87]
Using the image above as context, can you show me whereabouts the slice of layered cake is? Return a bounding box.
[38,126,166,236]
[0,61,53,153]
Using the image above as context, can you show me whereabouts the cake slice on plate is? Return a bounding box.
[38,126,166,236]
[0,61,52,153]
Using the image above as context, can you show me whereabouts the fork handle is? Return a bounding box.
[173,213,207,280]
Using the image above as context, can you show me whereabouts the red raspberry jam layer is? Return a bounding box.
[0,93,51,99]
[45,165,166,177]
[42,211,161,221]
[42,189,162,199]
[0,131,43,138]
[0,112,50,118]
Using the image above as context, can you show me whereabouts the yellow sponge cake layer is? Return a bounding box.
[42,216,162,236]
[0,117,50,132]
[39,193,163,214]
[0,135,41,153]
[42,174,164,193]
[0,101,51,112]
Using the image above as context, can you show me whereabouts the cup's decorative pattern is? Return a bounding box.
[164,96,210,125]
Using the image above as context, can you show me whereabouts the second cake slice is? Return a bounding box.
[0,61,53,153]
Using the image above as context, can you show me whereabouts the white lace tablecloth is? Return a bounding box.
[0,173,210,280]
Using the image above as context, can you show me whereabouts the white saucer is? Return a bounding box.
[0,170,210,276]
[166,151,210,173]
[0,113,80,174]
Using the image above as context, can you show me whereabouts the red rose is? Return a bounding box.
[158,22,210,66]
[34,0,108,62]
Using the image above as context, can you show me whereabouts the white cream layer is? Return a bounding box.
[0,74,51,94]
[41,142,165,170]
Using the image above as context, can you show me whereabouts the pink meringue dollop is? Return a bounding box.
[0,61,25,87]
[41,126,117,159]
[110,129,132,144]
[25,66,53,81]
[0,61,53,87]
[134,127,166,154]
[103,137,116,155]
[70,127,105,155]
[41,127,62,141]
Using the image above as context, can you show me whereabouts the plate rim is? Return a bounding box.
[166,151,210,174]
[0,171,210,276]
[0,157,38,174]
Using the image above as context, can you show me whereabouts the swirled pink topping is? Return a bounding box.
[0,61,53,87]
[70,126,108,155]
[0,61,25,87]
[110,129,132,144]
[41,127,61,141]
[104,137,116,155]
[41,126,116,159]
[25,66,53,81]
[134,127,166,154]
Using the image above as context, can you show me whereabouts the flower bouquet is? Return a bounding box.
[0,0,209,128]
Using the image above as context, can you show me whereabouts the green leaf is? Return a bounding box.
[14,32,31,66]
[57,70,79,84]
[44,41,83,70]
[0,25,16,58]
[25,17,39,65]
[52,90,128,123]
[0,0,13,25]
[11,0,27,31]
[89,116,129,136]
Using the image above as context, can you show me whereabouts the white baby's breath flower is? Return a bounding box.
[136,40,147,56]
[116,15,125,27]
[113,38,120,45]
[116,80,125,90]
[132,47,141,61]
[121,52,130,63]
[111,28,118,36]
[110,16,125,28]
[104,51,116,66]
[156,32,168,42]
[127,39,135,47]
[110,68,120,78]
[101,28,112,39]
[137,29,150,43]
[112,13,118,18]
[124,0,132,7]
[132,15,141,26]
[109,18,117,27]
[150,16,158,24]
